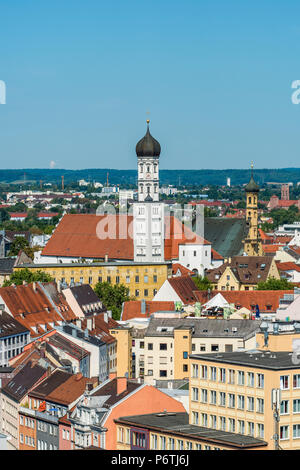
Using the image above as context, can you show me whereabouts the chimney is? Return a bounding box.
[109,372,117,380]
[104,312,108,324]
[76,319,82,329]
[33,282,37,292]
[107,310,112,319]
[87,318,92,330]
[75,372,83,381]
[47,366,52,377]
[86,382,93,392]
[104,254,108,263]
[116,377,127,395]
[141,299,146,315]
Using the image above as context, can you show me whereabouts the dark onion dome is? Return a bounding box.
[136,120,161,157]
[245,164,259,192]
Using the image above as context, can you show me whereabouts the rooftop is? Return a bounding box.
[115,412,267,449]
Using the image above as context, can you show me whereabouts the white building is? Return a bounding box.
[133,120,165,263]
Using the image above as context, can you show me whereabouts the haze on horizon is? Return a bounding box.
[0,0,300,171]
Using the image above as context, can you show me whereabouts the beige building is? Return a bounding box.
[140,317,260,383]
[14,261,171,301]
[206,256,280,291]
[189,348,300,450]
[109,326,133,379]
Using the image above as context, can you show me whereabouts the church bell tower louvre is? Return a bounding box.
[243,162,263,256]
[133,120,165,263]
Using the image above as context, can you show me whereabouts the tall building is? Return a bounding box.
[133,120,165,263]
[243,163,263,256]
[281,184,290,201]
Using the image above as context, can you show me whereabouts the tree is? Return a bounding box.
[8,236,34,259]
[94,281,133,320]
[3,268,54,286]
[193,275,212,291]
[256,277,294,290]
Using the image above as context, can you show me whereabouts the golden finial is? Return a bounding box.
[146,119,150,124]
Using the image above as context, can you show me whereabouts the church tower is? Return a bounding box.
[133,120,164,263]
[243,163,263,256]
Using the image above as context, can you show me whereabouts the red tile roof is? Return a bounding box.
[195,290,294,313]
[121,301,176,321]
[167,276,199,304]
[172,263,194,276]
[80,313,119,344]
[41,214,212,261]
[0,282,76,337]
[276,262,300,273]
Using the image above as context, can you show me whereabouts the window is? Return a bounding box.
[257,373,264,389]
[280,400,289,415]
[219,417,226,431]
[201,365,208,379]
[219,392,226,407]
[210,390,217,405]
[192,387,199,401]
[280,375,290,390]
[228,394,235,408]
[135,289,140,297]
[210,415,217,429]
[293,374,300,389]
[177,440,184,450]
[257,423,264,439]
[151,434,158,449]
[237,395,245,410]
[144,275,148,283]
[247,397,254,412]
[280,425,289,440]
[126,276,130,283]
[219,368,226,383]
[293,424,300,439]
[210,367,217,381]
[228,369,235,384]
[293,399,300,414]
[228,418,235,432]
[168,438,175,450]
[148,343,153,351]
[153,275,157,283]
[144,289,148,297]
[116,276,120,284]
[238,420,245,435]
[211,344,219,352]
[257,398,264,414]
[159,370,167,377]
[183,351,188,359]
[192,411,199,425]
[192,364,199,378]
[135,275,139,283]
[248,422,254,437]
[159,343,167,350]
[247,372,254,387]
[201,413,208,426]
[201,389,208,403]
[160,436,166,450]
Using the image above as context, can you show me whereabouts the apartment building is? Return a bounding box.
[189,349,300,450]
[0,310,30,367]
[142,317,260,383]
[17,261,171,300]
[115,411,267,451]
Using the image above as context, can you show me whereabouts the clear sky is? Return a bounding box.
[0,0,300,170]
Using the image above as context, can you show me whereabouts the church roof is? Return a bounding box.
[136,120,161,158]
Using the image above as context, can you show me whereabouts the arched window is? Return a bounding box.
[147,165,150,173]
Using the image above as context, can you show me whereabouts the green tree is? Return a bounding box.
[8,236,34,259]
[193,275,212,291]
[94,281,133,320]
[256,277,294,290]
[3,268,54,286]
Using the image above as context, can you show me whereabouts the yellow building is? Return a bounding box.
[109,326,133,379]
[243,163,263,256]
[13,261,172,300]
[207,255,280,291]
[189,348,300,450]
[115,411,267,450]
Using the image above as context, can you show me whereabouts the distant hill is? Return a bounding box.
[1,168,300,186]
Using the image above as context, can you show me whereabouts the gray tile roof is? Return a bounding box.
[145,317,261,340]
[115,412,267,448]
[190,349,300,370]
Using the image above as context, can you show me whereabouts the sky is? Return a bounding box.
[0,0,300,170]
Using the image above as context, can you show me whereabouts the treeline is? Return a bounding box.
[1,168,300,186]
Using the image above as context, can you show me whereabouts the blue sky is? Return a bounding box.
[0,0,300,170]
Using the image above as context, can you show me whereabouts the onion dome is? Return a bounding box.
[245,162,259,192]
[136,120,161,158]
